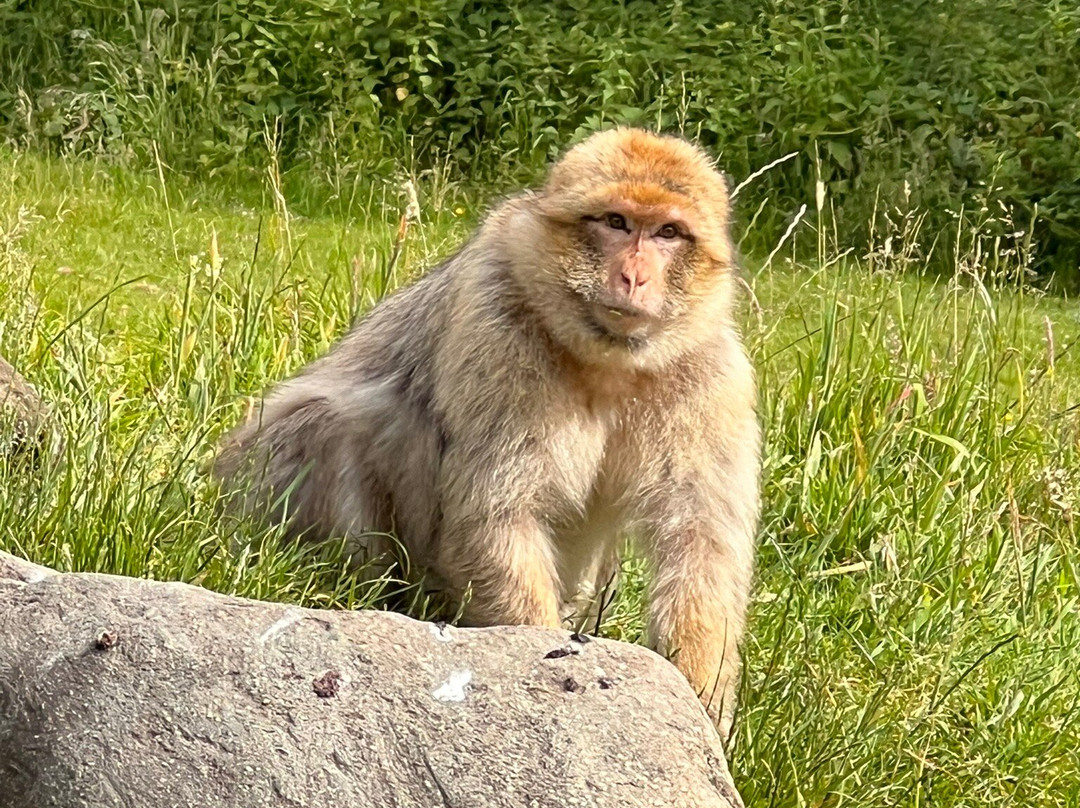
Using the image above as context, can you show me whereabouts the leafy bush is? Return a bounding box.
[1,0,1077,279]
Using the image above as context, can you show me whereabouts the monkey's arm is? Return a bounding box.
[643,361,760,740]
[435,409,568,628]
[437,503,563,628]
[431,281,576,629]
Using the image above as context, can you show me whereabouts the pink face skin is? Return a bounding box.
[584,207,692,339]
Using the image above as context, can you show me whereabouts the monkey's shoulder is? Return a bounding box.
[654,334,757,418]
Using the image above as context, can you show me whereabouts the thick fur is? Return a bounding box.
[215,128,761,737]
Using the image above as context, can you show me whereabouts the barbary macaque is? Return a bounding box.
[215,128,761,737]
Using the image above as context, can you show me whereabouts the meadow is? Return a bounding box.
[1,145,1078,807]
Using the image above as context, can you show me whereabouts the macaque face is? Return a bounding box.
[578,205,696,343]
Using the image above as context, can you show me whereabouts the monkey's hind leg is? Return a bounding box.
[214,395,392,566]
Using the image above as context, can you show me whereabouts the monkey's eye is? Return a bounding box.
[657,223,680,239]
[604,213,628,231]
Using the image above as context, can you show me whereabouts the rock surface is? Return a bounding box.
[0,552,743,808]
[0,356,56,458]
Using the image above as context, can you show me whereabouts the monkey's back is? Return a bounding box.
[214,219,510,560]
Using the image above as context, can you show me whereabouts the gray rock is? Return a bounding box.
[0,552,743,808]
[0,356,57,458]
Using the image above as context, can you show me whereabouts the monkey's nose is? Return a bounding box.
[620,266,651,294]
[606,262,663,318]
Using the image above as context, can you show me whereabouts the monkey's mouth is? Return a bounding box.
[585,301,659,349]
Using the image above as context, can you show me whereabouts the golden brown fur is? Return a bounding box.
[214,128,761,738]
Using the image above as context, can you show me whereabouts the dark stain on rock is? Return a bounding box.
[562,676,585,694]
[313,670,343,698]
[544,646,578,660]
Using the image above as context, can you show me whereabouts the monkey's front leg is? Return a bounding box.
[439,511,562,629]
[646,487,757,742]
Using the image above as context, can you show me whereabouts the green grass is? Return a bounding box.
[1,148,1078,806]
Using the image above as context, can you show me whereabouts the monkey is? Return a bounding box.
[214,128,761,739]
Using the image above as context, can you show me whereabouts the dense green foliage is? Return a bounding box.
[2,0,1079,278]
